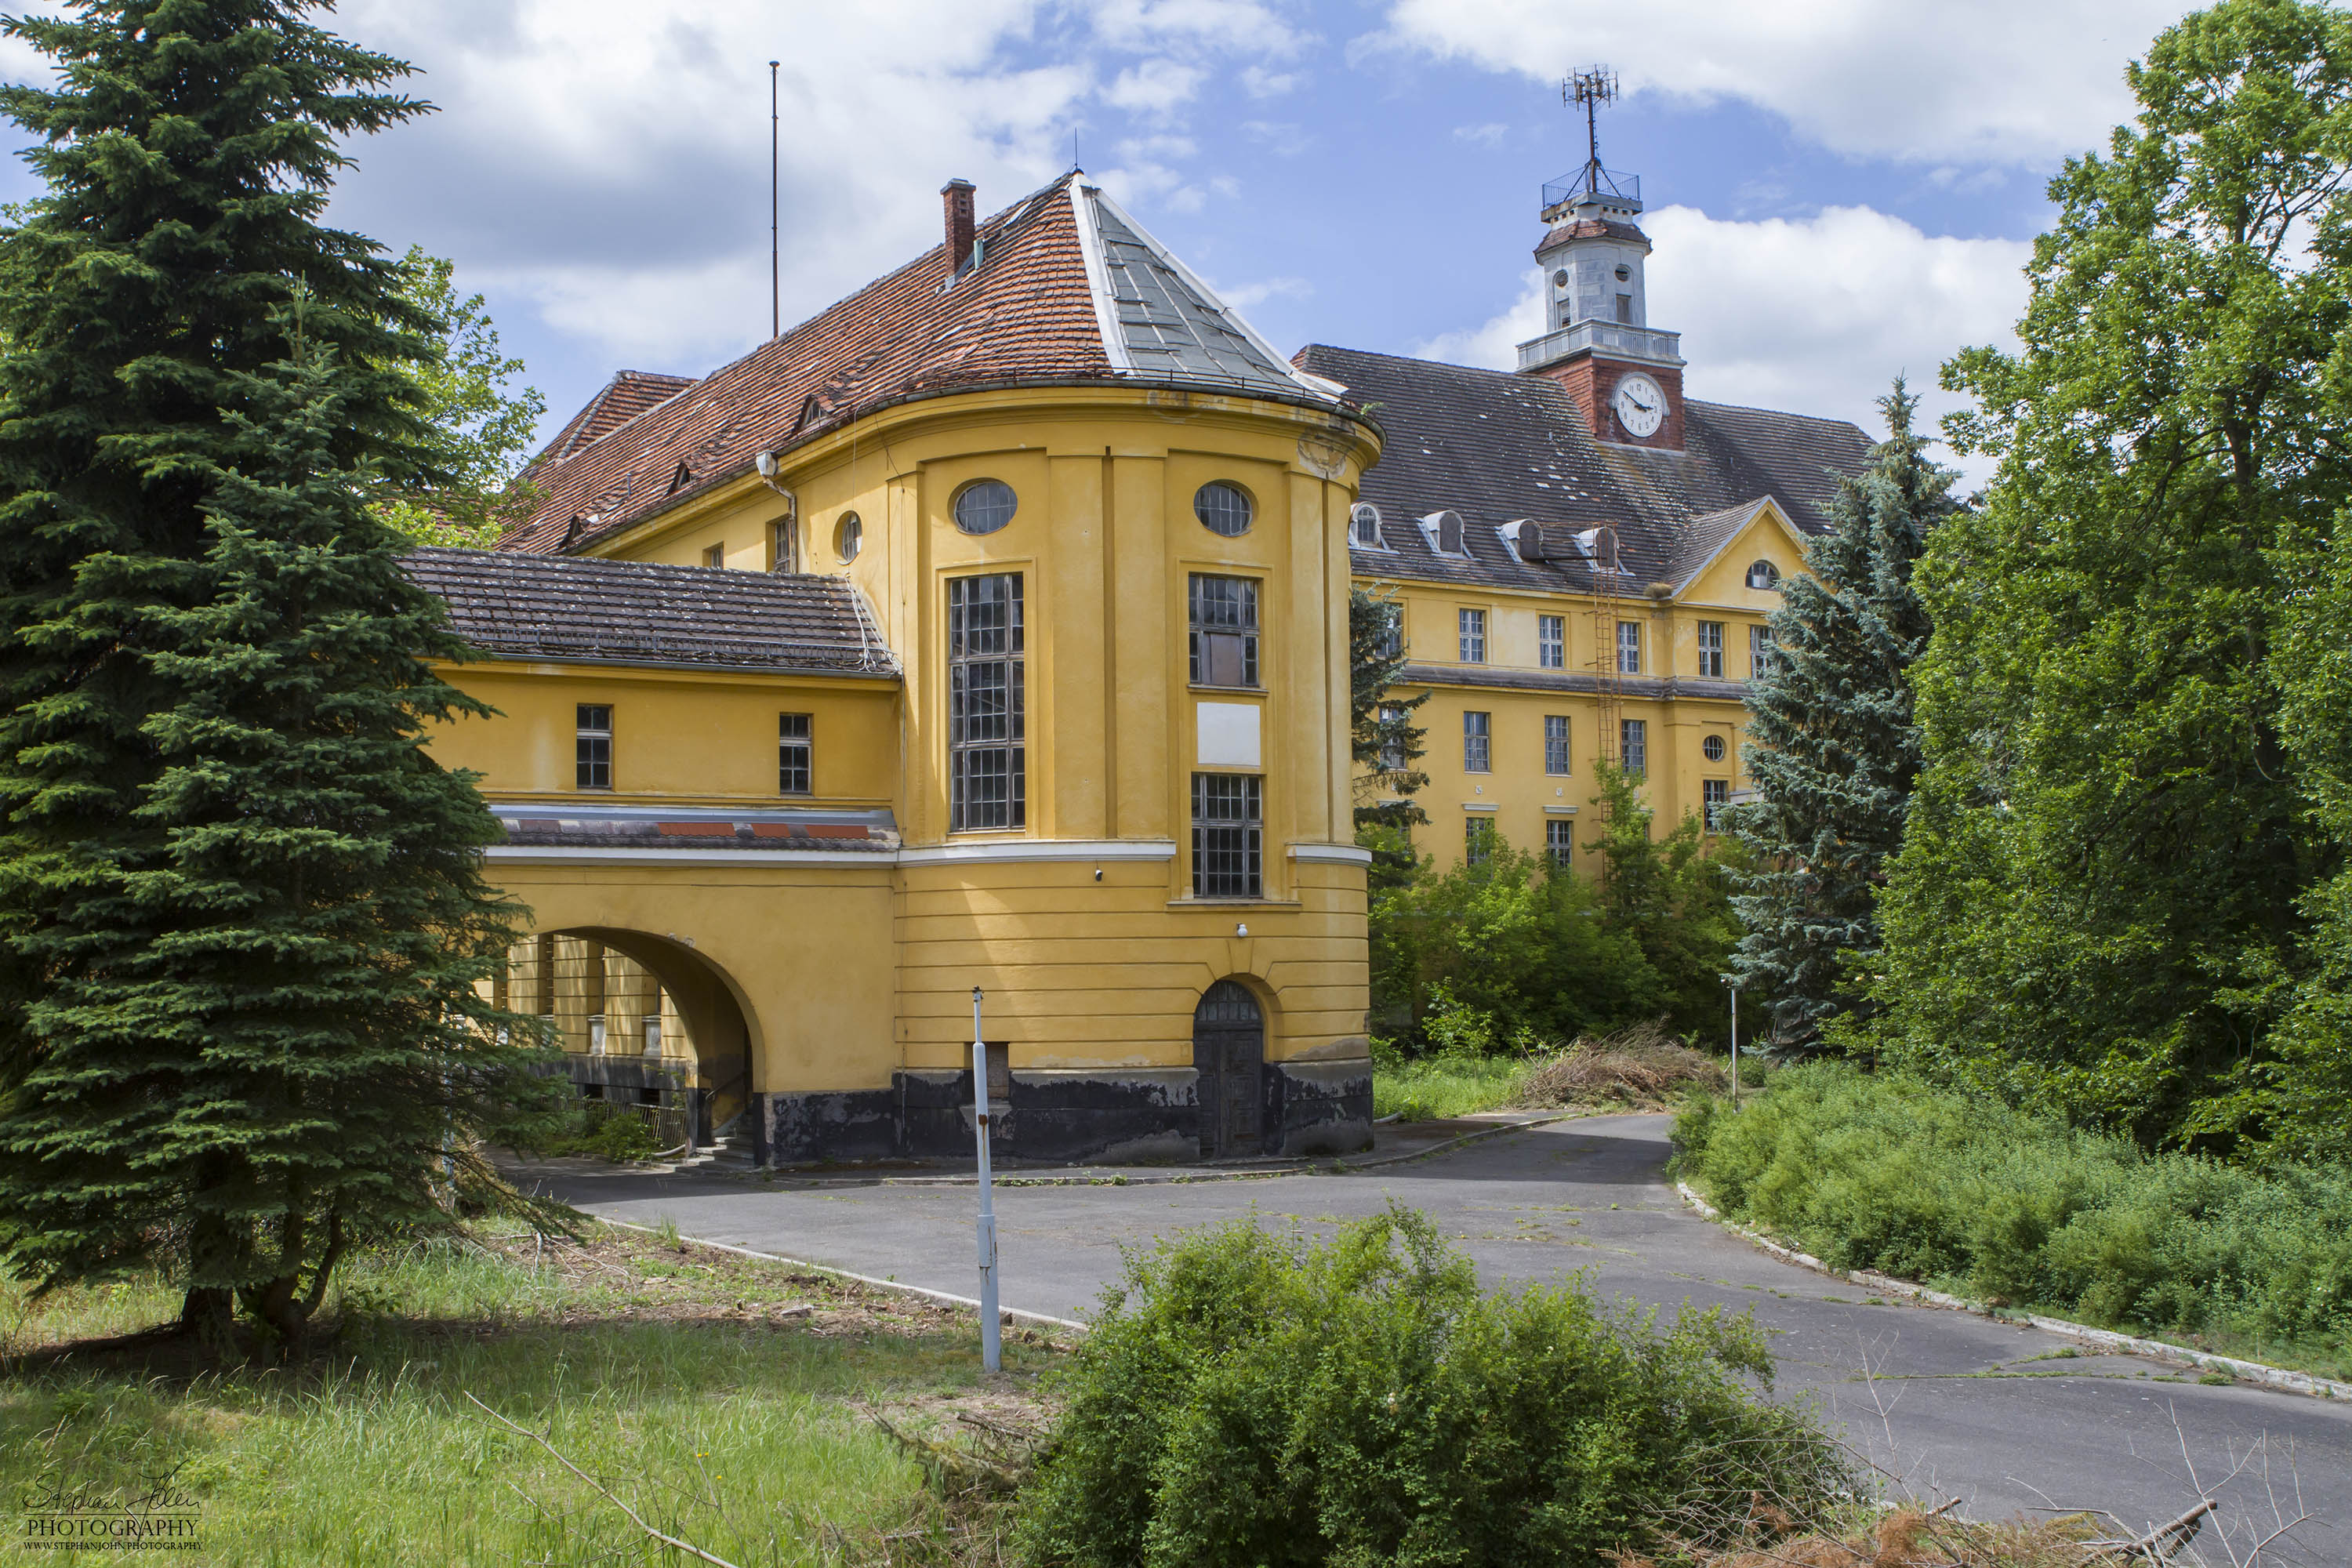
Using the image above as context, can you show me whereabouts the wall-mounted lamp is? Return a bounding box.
[1235,923,1248,938]
[971,985,983,1004]
[1093,867,1103,881]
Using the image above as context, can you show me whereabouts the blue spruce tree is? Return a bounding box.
[1727,383,1952,1052]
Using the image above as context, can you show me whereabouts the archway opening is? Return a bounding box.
[1193,978,1265,1159]
[495,930,755,1154]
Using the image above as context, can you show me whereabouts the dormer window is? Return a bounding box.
[1349,503,1383,549]
[1421,510,1466,557]
[795,393,825,433]
[667,460,692,495]
[1745,560,1782,591]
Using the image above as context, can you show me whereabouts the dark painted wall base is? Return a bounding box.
[753,1058,1372,1167]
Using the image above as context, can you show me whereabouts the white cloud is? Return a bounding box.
[1453,122,1508,147]
[1370,0,2199,166]
[290,0,1301,392]
[1210,274,1312,309]
[1104,59,1206,115]
[1410,205,2031,483]
[1240,66,1299,98]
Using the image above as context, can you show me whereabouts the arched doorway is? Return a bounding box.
[500,928,755,1154]
[1193,979,1265,1158]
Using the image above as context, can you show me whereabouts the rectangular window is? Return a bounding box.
[1538,613,1565,670]
[1544,714,1570,775]
[948,575,1025,831]
[575,704,612,790]
[1191,774,1262,898]
[1463,710,1490,772]
[1458,608,1486,663]
[1378,704,1406,773]
[779,713,812,795]
[1617,620,1641,674]
[1621,718,1647,778]
[1189,575,1260,688]
[702,543,725,569]
[1615,292,1634,324]
[1547,818,1574,866]
[1377,615,1403,659]
[1466,816,1495,865]
[1704,779,1730,832]
[1697,621,1725,678]
[1751,623,1775,679]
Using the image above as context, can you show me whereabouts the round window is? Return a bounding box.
[1551,268,1570,290]
[836,511,862,564]
[1613,263,1632,282]
[1745,560,1782,590]
[952,479,1016,535]
[1703,735,1726,762]
[1194,481,1254,537]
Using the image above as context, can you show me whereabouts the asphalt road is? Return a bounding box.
[531,1114,2350,1559]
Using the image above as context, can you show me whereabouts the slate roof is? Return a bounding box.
[506,173,1340,558]
[404,548,898,676]
[1296,344,1873,597]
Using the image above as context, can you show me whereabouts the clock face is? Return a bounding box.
[1613,374,1665,439]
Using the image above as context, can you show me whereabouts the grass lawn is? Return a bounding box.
[0,1221,1054,1566]
[1371,1055,1530,1121]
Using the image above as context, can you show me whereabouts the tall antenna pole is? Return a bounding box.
[1564,66,1619,194]
[768,60,780,339]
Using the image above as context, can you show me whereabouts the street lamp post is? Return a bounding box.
[1727,979,1740,1103]
[972,986,1000,1372]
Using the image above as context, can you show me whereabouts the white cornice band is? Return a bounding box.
[486,837,1376,871]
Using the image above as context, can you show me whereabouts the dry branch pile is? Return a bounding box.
[1519,1018,1729,1109]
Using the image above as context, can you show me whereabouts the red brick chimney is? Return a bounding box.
[941,179,976,274]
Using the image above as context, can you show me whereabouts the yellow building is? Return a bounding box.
[412,160,1869,1167]
[1299,159,1870,874]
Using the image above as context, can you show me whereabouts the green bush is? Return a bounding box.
[533,1100,667,1163]
[1672,1065,2352,1374]
[1012,1206,1853,1567]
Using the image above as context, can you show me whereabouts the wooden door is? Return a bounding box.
[1192,980,1264,1158]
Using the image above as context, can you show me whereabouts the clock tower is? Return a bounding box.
[1519,71,1686,450]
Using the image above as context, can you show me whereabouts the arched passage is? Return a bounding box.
[503,927,756,1152]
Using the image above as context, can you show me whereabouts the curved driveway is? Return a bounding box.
[537,1113,2350,1556]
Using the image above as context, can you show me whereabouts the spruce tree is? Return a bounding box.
[0,1,547,1347]
[1348,587,1430,889]
[1726,384,1951,1053]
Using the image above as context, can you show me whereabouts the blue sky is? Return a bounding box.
[0,1,2203,478]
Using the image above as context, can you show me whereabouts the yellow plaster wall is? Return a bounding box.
[426,661,899,808]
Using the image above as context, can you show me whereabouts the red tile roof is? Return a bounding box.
[508,175,1115,556]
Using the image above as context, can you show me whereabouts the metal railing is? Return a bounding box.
[1542,165,1642,213]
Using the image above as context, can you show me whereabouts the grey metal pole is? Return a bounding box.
[768,60,780,339]
[1729,982,1740,1104]
[972,986,1000,1372]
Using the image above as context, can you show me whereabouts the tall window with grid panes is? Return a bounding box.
[1617,620,1640,673]
[1463,710,1490,771]
[1546,818,1573,866]
[1466,816,1494,864]
[1538,613,1564,669]
[1189,575,1258,688]
[1703,778,1730,830]
[1544,714,1570,775]
[1697,622,1724,677]
[779,713,811,794]
[948,574,1025,831]
[1458,608,1486,662]
[1192,774,1262,897]
[1621,718,1647,776]
[1750,623,1775,679]
[576,705,612,789]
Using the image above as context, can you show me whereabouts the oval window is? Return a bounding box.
[836,512,862,564]
[1702,735,1726,762]
[1550,268,1570,290]
[1744,560,1781,590]
[1194,481,1253,538]
[952,479,1016,535]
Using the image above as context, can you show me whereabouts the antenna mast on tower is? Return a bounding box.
[1565,67,1618,203]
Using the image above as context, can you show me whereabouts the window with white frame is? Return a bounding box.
[1191,774,1262,898]
[1617,620,1640,674]
[779,713,811,794]
[1538,613,1564,670]
[1465,815,1495,865]
[1745,559,1781,590]
[1546,818,1573,866]
[948,574,1025,831]
[1697,621,1725,678]
[1377,705,1407,773]
[575,704,612,790]
[1458,608,1486,663]
[1703,779,1730,831]
[1544,714,1570,775]
[1189,574,1259,688]
[1621,718,1648,777]
[1463,710,1490,772]
[1349,503,1383,548]
[1750,624,1776,679]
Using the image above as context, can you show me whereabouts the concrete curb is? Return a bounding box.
[600,1216,1091,1335]
[1674,1181,2351,1403]
[749,1112,1584,1189]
